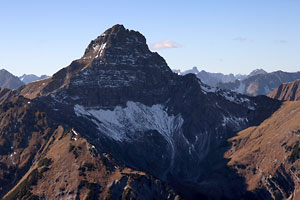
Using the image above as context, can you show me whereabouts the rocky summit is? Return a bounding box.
[0,25,284,199]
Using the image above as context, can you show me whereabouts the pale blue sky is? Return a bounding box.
[1,0,300,76]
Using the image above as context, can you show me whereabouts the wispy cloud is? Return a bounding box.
[274,40,288,44]
[150,40,181,50]
[233,36,248,42]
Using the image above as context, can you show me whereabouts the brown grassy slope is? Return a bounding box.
[0,96,54,197]
[2,127,180,200]
[268,79,300,101]
[225,101,300,199]
[18,77,52,99]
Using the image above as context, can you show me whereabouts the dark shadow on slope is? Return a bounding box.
[169,134,273,200]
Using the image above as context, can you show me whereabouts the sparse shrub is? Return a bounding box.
[83,162,96,171]
[39,167,50,174]
[78,180,99,200]
[69,145,75,152]
[292,129,300,135]
[78,167,86,176]
[288,142,300,163]
[3,169,40,200]
[73,149,79,159]
[38,158,52,167]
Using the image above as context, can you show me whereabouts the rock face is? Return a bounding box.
[217,71,300,96]
[268,79,300,101]
[0,69,24,89]
[19,74,49,84]
[0,25,282,199]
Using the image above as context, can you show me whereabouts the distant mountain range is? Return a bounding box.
[173,67,245,86]
[0,69,49,89]
[173,67,270,87]
[217,70,300,96]
[174,67,300,97]
[19,74,49,84]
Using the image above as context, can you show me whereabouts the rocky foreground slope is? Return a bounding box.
[0,25,285,199]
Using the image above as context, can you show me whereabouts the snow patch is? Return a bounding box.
[72,129,79,136]
[220,91,250,104]
[10,153,15,165]
[74,101,184,143]
[201,85,217,93]
[198,80,217,94]
[71,96,80,101]
[199,80,255,109]
[222,115,248,130]
[94,43,107,58]
[233,82,246,94]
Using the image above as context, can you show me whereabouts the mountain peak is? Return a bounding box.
[21,25,172,98]
[248,68,267,77]
[0,69,24,89]
[81,24,154,67]
[191,66,199,73]
[181,66,199,75]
